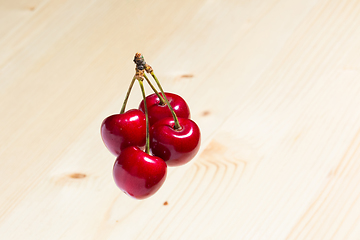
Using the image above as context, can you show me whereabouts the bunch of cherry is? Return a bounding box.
[101,53,201,199]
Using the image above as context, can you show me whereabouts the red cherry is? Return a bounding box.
[101,109,146,156]
[150,118,201,167]
[113,146,167,199]
[139,92,190,126]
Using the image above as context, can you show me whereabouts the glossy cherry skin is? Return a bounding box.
[139,92,190,126]
[113,146,167,199]
[101,109,146,156]
[150,118,201,167]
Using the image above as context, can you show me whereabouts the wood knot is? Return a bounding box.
[180,74,194,78]
[69,173,86,179]
[163,201,168,206]
[202,111,210,116]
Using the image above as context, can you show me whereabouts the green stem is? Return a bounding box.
[138,80,150,154]
[150,71,181,130]
[143,73,165,105]
[120,76,136,114]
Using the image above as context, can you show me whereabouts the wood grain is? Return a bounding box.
[1,0,360,239]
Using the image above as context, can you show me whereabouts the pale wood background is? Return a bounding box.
[1,0,360,239]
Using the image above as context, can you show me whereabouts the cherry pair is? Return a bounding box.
[100,53,201,199]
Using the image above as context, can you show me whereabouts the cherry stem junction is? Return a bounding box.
[138,79,150,154]
[149,71,181,130]
[120,76,136,114]
[143,73,165,105]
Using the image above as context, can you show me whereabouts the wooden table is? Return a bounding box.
[1,0,360,239]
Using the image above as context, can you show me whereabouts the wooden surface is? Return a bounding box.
[1,0,360,239]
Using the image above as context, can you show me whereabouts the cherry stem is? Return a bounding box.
[120,76,136,114]
[143,73,165,105]
[150,71,181,130]
[138,79,150,154]
[133,52,181,130]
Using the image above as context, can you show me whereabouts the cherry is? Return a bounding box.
[101,109,146,156]
[150,117,201,167]
[113,146,167,199]
[139,92,190,126]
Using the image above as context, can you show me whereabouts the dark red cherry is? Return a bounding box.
[101,109,146,156]
[113,146,167,199]
[150,118,201,167]
[139,92,190,126]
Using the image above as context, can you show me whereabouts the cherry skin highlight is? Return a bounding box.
[150,118,201,167]
[113,146,167,199]
[139,92,190,126]
[101,109,146,156]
